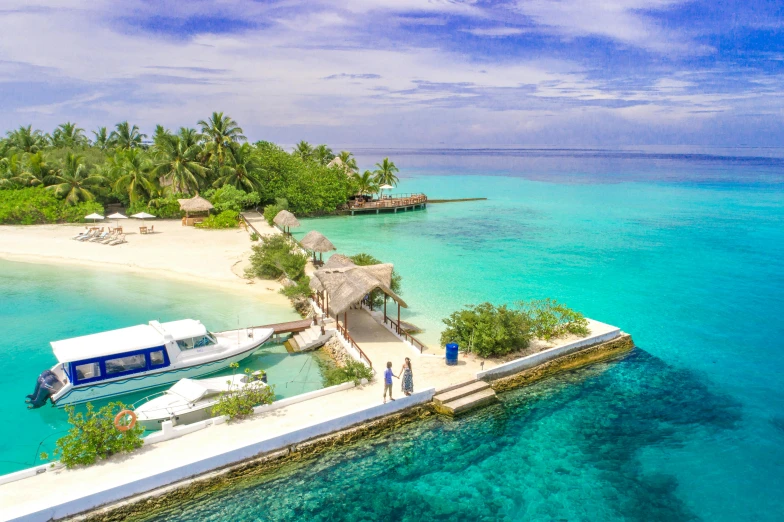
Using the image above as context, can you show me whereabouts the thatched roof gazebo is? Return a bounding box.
[300,230,336,265]
[178,194,214,226]
[310,254,407,333]
[273,209,300,234]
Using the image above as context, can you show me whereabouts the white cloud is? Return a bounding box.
[463,27,527,37]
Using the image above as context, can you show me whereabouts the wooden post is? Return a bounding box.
[384,295,387,322]
[369,293,373,311]
[344,311,348,331]
[397,301,401,334]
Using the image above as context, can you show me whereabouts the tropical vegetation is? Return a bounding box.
[212,363,275,421]
[50,402,144,468]
[317,357,375,387]
[440,300,590,358]
[350,252,402,308]
[0,116,399,224]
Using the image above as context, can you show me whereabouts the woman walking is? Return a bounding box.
[400,357,414,396]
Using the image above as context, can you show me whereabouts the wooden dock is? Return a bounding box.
[255,319,313,335]
[346,193,427,215]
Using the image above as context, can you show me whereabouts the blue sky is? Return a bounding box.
[0,0,782,148]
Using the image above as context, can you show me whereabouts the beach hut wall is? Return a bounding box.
[300,231,336,253]
[273,210,300,229]
[177,194,214,214]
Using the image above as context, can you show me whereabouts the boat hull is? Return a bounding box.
[53,350,259,407]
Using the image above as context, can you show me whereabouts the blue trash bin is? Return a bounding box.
[445,343,458,366]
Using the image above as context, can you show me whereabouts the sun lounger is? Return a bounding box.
[89,231,110,242]
[108,234,126,246]
[98,231,119,244]
[77,229,101,241]
[71,228,90,240]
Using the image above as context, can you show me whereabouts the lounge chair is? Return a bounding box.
[89,231,110,242]
[148,225,154,234]
[98,231,119,244]
[71,228,90,240]
[108,234,126,246]
[77,229,101,241]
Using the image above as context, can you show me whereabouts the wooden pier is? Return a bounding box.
[255,319,313,335]
[346,193,427,215]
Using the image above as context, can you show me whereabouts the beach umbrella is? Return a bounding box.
[379,184,393,198]
[131,212,156,221]
[273,209,300,235]
[107,212,128,228]
[300,230,336,263]
[84,213,104,224]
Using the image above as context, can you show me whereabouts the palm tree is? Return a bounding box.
[112,149,156,204]
[293,140,314,162]
[6,126,46,153]
[110,121,146,150]
[213,143,261,192]
[51,122,88,148]
[92,127,112,151]
[47,153,106,205]
[152,128,206,194]
[197,112,245,168]
[0,154,24,188]
[20,152,55,186]
[152,125,174,150]
[373,157,399,188]
[337,151,358,174]
[313,144,335,166]
[352,170,379,196]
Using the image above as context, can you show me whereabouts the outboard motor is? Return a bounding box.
[25,370,62,409]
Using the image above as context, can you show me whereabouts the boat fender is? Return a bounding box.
[114,410,137,432]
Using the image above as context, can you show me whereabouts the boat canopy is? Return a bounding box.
[51,319,207,363]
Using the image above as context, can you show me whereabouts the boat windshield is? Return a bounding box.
[177,333,217,351]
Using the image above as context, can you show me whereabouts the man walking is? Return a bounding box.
[383,361,397,403]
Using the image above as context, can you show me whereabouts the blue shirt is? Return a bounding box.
[384,368,394,385]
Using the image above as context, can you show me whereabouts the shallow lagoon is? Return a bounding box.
[159,150,784,521]
[0,260,317,475]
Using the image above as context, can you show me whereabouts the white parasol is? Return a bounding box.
[107,212,128,228]
[84,213,104,224]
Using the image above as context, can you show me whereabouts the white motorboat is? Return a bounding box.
[134,372,268,430]
[26,319,274,408]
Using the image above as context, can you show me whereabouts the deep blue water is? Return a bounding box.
[147,149,784,521]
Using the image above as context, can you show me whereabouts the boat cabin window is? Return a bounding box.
[149,350,165,366]
[177,334,216,350]
[74,362,101,381]
[105,354,147,375]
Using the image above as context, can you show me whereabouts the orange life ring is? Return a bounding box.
[114,409,137,432]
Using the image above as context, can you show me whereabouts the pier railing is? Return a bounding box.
[383,315,426,353]
[349,193,427,210]
[336,320,373,369]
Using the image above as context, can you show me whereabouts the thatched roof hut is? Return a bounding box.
[310,255,407,317]
[300,231,336,253]
[327,156,344,169]
[273,209,300,234]
[178,194,214,216]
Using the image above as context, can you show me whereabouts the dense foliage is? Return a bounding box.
[199,209,240,229]
[212,364,275,421]
[0,187,103,224]
[350,252,403,309]
[263,197,289,225]
[317,357,375,387]
[1,117,400,224]
[246,234,308,281]
[53,402,144,468]
[440,300,589,358]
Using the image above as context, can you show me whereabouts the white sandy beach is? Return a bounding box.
[0,214,293,310]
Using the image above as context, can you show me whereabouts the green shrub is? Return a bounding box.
[280,275,312,300]
[517,298,590,340]
[203,185,260,213]
[440,300,590,357]
[128,195,184,219]
[212,364,275,421]
[246,234,307,280]
[54,402,144,468]
[350,253,402,309]
[263,198,288,226]
[440,303,533,358]
[317,357,374,387]
[200,209,240,229]
[0,186,104,224]
[249,232,260,241]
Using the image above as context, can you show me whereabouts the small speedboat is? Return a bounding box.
[26,319,274,408]
[134,372,268,430]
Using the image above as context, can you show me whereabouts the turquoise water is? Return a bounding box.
[0,260,322,475]
[152,151,783,521]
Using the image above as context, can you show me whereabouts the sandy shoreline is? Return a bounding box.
[0,214,295,311]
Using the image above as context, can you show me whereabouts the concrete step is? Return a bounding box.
[436,388,498,416]
[283,340,296,353]
[433,380,490,406]
[291,334,306,351]
[435,379,478,395]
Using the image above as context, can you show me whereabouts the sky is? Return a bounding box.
[0,0,782,148]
